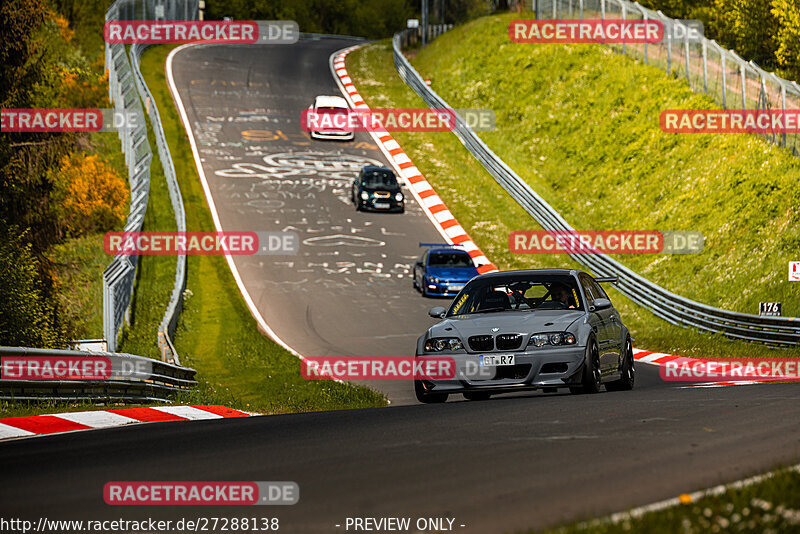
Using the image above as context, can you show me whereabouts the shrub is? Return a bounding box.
[54,153,128,237]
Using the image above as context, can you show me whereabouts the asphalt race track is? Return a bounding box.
[2,39,799,534]
[2,376,800,532]
[168,38,445,405]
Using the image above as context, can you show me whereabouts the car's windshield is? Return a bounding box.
[428,252,473,268]
[448,275,583,316]
[362,170,398,188]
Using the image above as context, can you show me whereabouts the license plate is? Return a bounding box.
[479,354,515,367]
[374,202,390,209]
[447,284,465,291]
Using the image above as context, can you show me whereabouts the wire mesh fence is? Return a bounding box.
[532,0,800,155]
[103,0,196,360]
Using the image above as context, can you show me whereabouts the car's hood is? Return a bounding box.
[425,267,478,281]
[430,310,585,339]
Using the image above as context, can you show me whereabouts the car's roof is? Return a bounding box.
[428,248,472,256]
[361,165,394,174]
[476,268,580,280]
[314,95,348,108]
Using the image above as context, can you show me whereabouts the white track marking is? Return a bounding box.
[52,411,139,428]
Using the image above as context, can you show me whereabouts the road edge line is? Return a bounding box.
[165,43,343,383]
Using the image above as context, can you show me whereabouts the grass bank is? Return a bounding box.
[346,14,800,359]
[542,465,800,534]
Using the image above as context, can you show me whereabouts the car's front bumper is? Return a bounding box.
[311,130,354,140]
[415,346,586,393]
[423,280,468,296]
[358,198,404,212]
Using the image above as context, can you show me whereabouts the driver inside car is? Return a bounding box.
[550,283,576,309]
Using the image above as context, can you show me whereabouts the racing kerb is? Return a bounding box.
[0,404,250,442]
[389,27,800,347]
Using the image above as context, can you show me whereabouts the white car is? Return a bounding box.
[307,95,354,141]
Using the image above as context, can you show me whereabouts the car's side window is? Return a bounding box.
[591,279,608,300]
[579,275,596,306]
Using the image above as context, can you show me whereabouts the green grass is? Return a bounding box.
[543,466,800,534]
[137,44,386,414]
[346,15,800,360]
[49,233,108,339]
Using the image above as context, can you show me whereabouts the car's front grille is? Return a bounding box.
[496,334,523,351]
[468,335,494,352]
[373,191,391,198]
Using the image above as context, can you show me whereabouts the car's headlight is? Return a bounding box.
[360,191,369,200]
[424,337,463,352]
[428,276,439,284]
[528,332,576,347]
[395,192,403,202]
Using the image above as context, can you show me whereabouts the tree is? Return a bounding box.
[0,230,66,348]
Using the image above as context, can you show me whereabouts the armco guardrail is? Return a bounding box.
[131,41,188,365]
[103,0,196,362]
[103,6,151,352]
[0,347,196,402]
[393,28,800,346]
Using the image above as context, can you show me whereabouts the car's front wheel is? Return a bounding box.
[569,339,602,394]
[421,280,429,297]
[605,336,635,391]
[415,380,448,403]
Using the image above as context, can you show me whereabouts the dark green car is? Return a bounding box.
[352,166,405,213]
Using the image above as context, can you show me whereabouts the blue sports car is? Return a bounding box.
[413,244,480,297]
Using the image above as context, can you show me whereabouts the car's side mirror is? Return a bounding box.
[428,306,446,319]
[590,298,612,311]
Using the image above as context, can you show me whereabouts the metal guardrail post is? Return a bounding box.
[634,3,647,64]
[682,21,690,82]
[702,39,707,93]
[620,1,626,55]
[719,43,727,107]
